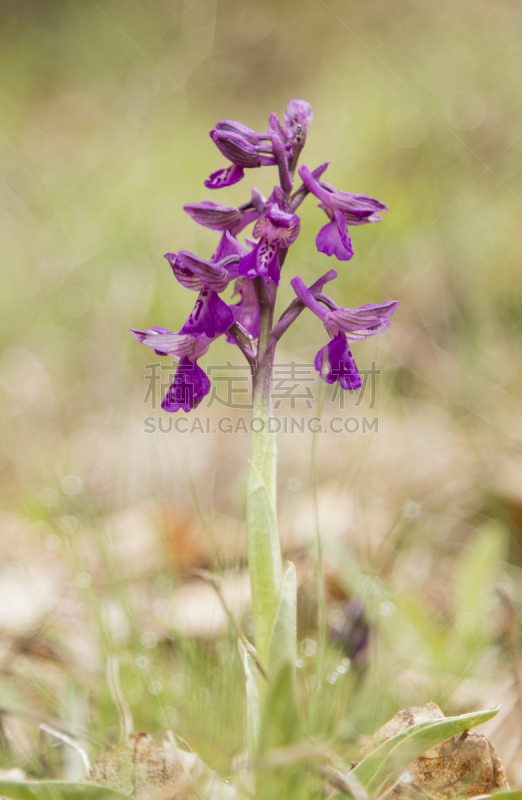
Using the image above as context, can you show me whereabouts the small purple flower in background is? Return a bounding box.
[329,600,370,669]
[238,204,300,285]
[131,97,398,413]
[130,327,212,412]
[290,275,398,390]
[299,164,387,261]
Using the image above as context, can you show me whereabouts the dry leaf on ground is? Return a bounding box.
[87,732,238,800]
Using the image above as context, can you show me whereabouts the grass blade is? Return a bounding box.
[238,639,261,755]
[0,781,131,800]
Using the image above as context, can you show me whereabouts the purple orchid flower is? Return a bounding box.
[290,275,398,390]
[208,230,250,265]
[205,120,277,190]
[164,251,236,338]
[267,99,313,149]
[226,277,260,344]
[183,200,258,236]
[298,164,388,261]
[213,120,261,143]
[130,327,212,412]
[284,99,314,147]
[238,205,300,285]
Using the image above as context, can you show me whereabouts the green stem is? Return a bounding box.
[247,280,282,669]
[309,379,327,732]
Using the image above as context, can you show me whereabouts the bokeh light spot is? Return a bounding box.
[446,90,486,130]
[61,475,82,495]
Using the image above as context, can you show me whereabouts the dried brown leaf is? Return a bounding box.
[87,732,238,800]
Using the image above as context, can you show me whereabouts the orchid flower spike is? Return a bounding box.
[131,97,398,414]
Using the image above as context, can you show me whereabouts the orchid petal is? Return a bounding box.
[210,231,249,266]
[289,161,330,212]
[258,155,278,167]
[343,210,383,226]
[314,333,362,390]
[298,163,333,206]
[130,327,197,358]
[204,165,244,189]
[326,301,398,340]
[322,185,388,214]
[165,252,230,294]
[214,120,259,143]
[285,99,313,146]
[250,187,267,215]
[226,277,260,343]
[253,206,301,247]
[183,201,242,231]
[316,211,354,261]
[162,356,211,413]
[183,201,258,235]
[181,288,234,338]
[210,129,261,168]
[272,270,338,341]
[289,276,328,322]
[285,99,314,126]
[238,239,281,284]
[268,112,287,143]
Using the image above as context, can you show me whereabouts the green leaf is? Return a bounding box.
[257,660,304,800]
[259,660,301,754]
[238,639,261,755]
[268,562,297,675]
[0,781,131,800]
[450,789,522,800]
[490,791,522,800]
[352,706,500,797]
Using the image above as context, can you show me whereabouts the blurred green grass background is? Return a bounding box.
[2,0,522,786]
